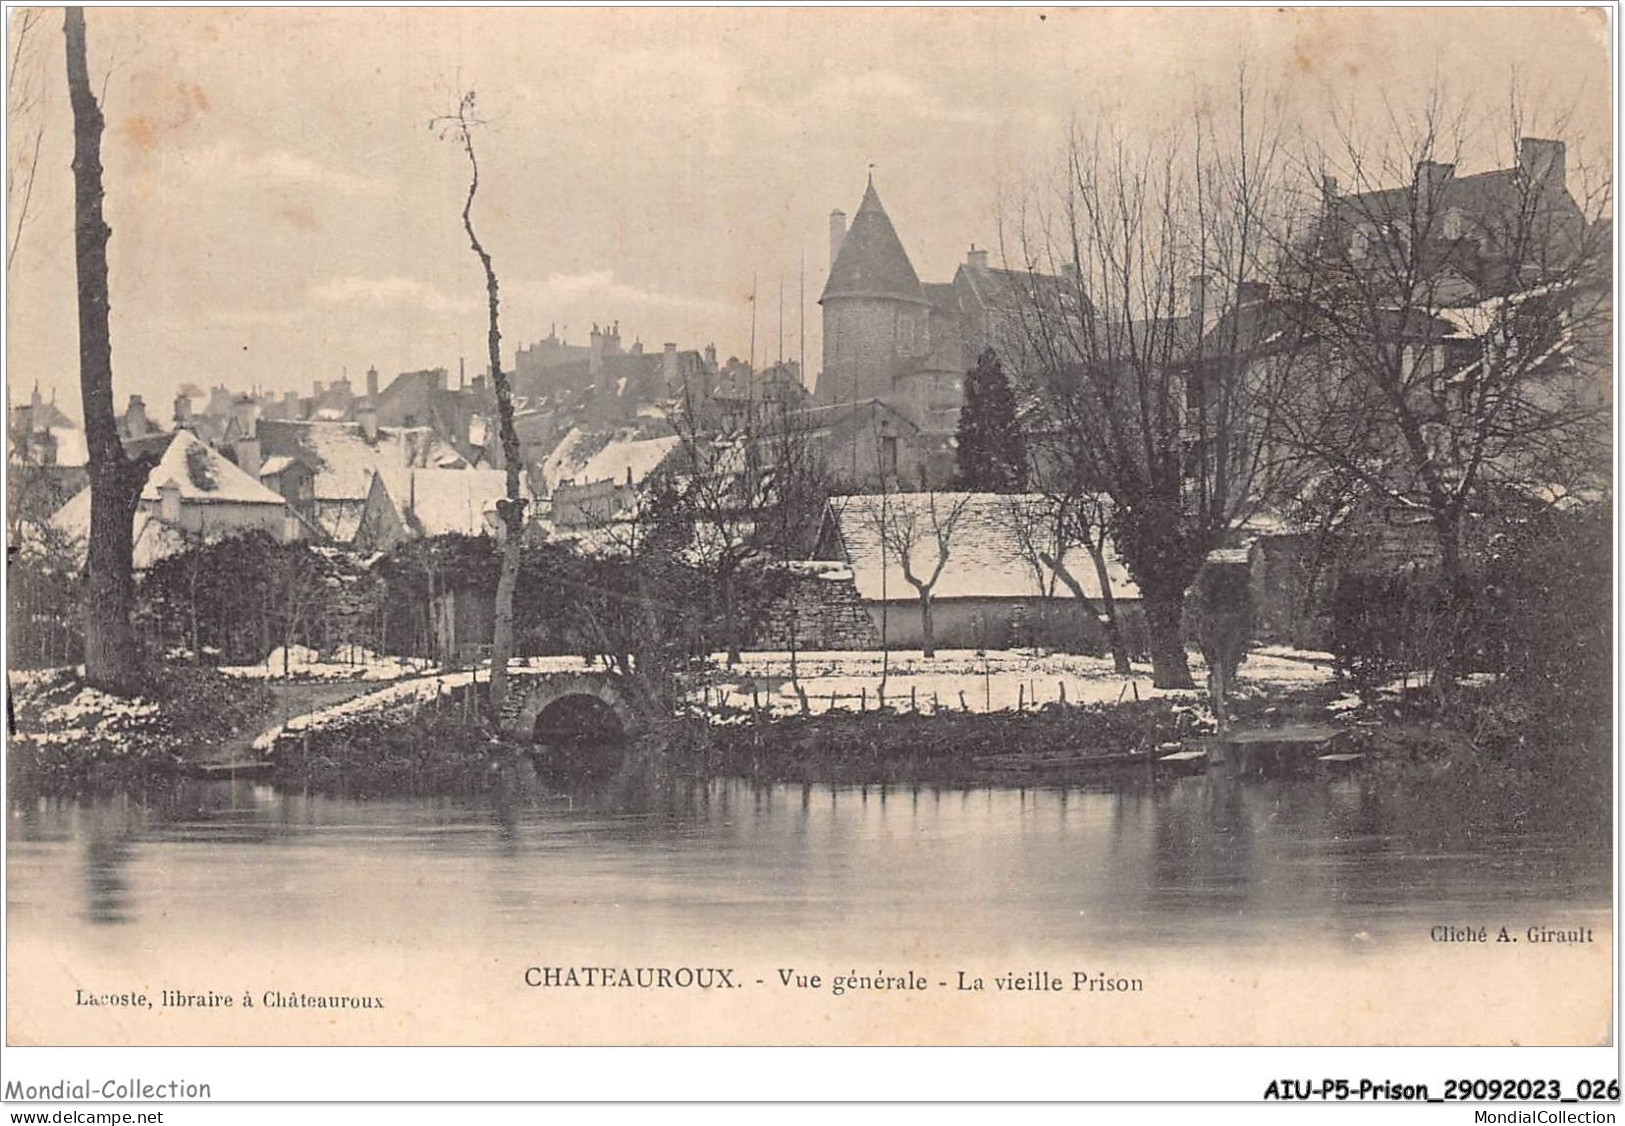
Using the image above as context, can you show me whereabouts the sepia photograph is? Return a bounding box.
[1,2,1615,1085]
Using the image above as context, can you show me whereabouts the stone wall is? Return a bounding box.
[752,563,880,650]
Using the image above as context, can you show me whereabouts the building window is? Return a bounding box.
[880,435,899,476]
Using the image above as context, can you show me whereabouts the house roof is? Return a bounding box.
[258,419,467,501]
[784,397,923,436]
[821,180,929,306]
[828,492,1139,603]
[375,467,523,538]
[576,433,680,487]
[257,454,301,478]
[540,426,679,491]
[141,430,287,506]
[1335,166,1531,231]
[957,260,1090,324]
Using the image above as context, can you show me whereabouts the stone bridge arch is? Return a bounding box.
[501,672,645,744]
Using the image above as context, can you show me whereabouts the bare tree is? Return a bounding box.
[1269,86,1612,607]
[8,8,46,273]
[998,490,1132,674]
[1006,74,1297,687]
[66,7,152,693]
[435,90,526,716]
[866,491,972,659]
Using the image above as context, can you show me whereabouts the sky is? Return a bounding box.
[5,6,1611,420]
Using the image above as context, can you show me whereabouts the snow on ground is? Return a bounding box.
[244,645,1335,746]
[254,669,481,750]
[698,647,1335,717]
[11,683,163,748]
[221,646,440,682]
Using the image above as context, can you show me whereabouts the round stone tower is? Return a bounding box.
[817,177,932,407]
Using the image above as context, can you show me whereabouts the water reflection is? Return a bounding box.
[7,773,1611,958]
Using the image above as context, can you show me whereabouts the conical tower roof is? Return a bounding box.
[820,179,929,306]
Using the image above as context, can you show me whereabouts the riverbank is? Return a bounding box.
[7,666,277,793]
[9,653,1609,839]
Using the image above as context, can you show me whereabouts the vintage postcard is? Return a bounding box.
[3,4,1614,1066]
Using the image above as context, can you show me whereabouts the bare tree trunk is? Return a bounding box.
[67,7,144,694]
[1142,582,1194,689]
[1085,545,1133,676]
[443,92,525,719]
[1044,549,1131,675]
[723,571,740,665]
[918,587,936,659]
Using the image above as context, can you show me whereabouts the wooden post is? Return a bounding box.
[1132,680,1140,702]
[860,686,867,712]
[1018,683,1025,712]
[910,685,917,713]
[1059,680,1067,705]
[959,691,969,712]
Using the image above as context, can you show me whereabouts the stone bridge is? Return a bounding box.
[498,670,645,743]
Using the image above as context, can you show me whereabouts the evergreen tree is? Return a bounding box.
[953,347,1028,492]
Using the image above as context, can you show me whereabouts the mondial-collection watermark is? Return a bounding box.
[3,1080,210,1100]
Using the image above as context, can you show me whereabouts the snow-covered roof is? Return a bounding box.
[576,433,680,488]
[538,427,601,491]
[540,427,679,492]
[376,467,527,538]
[258,454,299,478]
[829,492,1140,603]
[258,419,467,502]
[138,431,287,505]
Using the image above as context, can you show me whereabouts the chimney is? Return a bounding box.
[283,389,298,405]
[1414,160,1455,221]
[589,323,605,378]
[232,394,260,439]
[174,393,193,426]
[1189,275,1215,330]
[1519,138,1566,192]
[312,379,325,399]
[234,436,261,479]
[125,395,150,438]
[829,209,847,269]
[1322,173,1340,208]
[704,343,717,369]
[435,367,449,392]
[966,244,989,271]
[365,365,379,400]
[158,480,182,524]
[662,342,679,387]
[471,374,486,393]
[358,402,379,441]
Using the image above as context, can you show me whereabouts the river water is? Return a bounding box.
[7,772,1613,1045]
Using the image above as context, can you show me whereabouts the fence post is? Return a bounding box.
[1059,680,1067,706]
[1018,683,1025,712]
